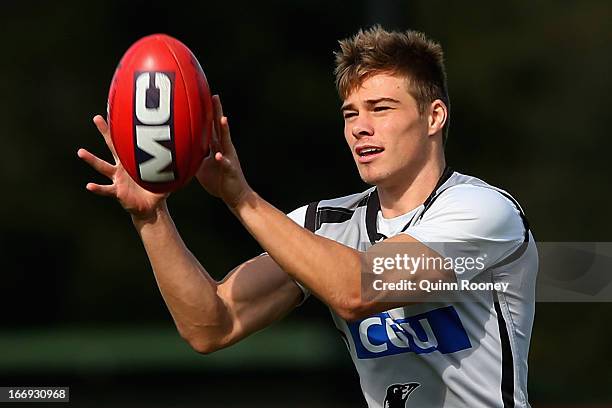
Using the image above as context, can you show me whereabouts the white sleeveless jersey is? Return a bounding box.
[288,169,537,408]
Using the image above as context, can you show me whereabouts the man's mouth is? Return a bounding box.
[355,145,384,163]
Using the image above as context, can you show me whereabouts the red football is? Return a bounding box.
[108,34,213,193]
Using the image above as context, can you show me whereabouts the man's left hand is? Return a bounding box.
[196,95,252,208]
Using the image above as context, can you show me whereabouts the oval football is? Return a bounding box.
[108,34,213,193]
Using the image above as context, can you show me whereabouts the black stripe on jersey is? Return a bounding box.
[305,201,319,232]
[337,328,351,351]
[407,166,455,229]
[365,190,387,244]
[422,165,455,210]
[399,185,455,234]
[489,242,529,269]
[494,298,515,408]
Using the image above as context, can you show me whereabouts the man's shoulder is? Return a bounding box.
[441,171,526,216]
[433,183,522,224]
[417,171,528,240]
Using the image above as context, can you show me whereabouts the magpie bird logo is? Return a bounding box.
[383,383,420,408]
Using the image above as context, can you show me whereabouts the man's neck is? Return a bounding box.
[377,160,446,219]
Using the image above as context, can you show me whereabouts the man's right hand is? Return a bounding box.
[78,115,303,356]
[78,115,168,222]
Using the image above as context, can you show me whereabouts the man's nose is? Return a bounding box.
[351,116,374,138]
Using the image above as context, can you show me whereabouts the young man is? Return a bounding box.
[78,27,537,408]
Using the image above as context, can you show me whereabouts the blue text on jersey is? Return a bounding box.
[347,306,472,359]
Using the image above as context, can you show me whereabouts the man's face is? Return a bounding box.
[342,73,430,188]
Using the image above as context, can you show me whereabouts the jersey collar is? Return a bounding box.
[365,166,454,245]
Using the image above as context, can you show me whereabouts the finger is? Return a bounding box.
[218,116,236,155]
[93,114,108,134]
[210,95,222,152]
[212,94,224,119]
[85,182,116,198]
[206,127,218,157]
[208,118,221,155]
[93,115,119,160]
[77,148,115,178]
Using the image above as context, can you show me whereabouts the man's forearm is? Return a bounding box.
[132,203,232,350]
[231,190,363,317]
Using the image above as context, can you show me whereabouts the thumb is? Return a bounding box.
[215,151,234,172]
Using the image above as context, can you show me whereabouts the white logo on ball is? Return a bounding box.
[135,72,175,182]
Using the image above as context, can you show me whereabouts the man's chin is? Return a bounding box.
[358,171,385,187]
[358,167,402,188]
[356,161,398,186]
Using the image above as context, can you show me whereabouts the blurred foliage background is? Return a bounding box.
[1,0,611,406]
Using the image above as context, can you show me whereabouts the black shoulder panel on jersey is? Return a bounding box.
[305,201,362,233]
[318,207,354,227]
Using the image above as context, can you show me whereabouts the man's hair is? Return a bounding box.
[334,25,450,142]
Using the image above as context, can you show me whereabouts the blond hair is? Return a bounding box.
[334,26,450,141]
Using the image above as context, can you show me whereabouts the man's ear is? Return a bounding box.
[427,99,448,137]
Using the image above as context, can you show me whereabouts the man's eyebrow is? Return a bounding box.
[340,102,355,112]
[340,97,400,111]
[365,97,400,105]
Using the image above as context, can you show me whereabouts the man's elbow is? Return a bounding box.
[332,290,410,321]
[183,337,233,355]
[188,339,220,355]
[178,325,231,355]
[332,295,373,322]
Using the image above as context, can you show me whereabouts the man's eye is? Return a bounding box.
[343,112,358,119]
[373,106,391,112]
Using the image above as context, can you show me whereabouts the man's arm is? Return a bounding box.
[78,111,303,354]
[133,204,303,353]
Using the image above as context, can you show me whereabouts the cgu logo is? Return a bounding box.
[134,71,176,183]
[347,306,472,359]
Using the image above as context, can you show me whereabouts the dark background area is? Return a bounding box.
[1,0,611,406]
